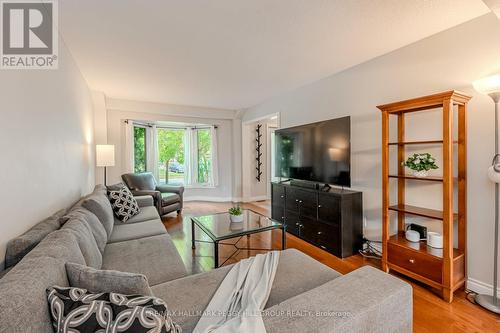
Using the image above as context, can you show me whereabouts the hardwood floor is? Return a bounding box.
[162,201,500,332]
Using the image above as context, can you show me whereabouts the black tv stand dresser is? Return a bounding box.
[271,181,363,258]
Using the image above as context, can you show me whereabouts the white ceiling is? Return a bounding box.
[58,0,490,110]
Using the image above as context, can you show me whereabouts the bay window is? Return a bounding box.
[132,122,217,187]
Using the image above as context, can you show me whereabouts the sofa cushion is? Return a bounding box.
[114,205,160,225]
[0,229,87,333]
[161,192,181,206]
[134,195,154,208]
[82,185,114,238]
[108,219,167,243]
[24,229,86,266]
[64,207,107,253]
[47,286,181,333]
[151,249,340,332]
[0,257,71,333]
[66,262,152,296]
[61,219,102,269]
[102,234,187,286]
[4,209,66,268]
[108,185,140,222]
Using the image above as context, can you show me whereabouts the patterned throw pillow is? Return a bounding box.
[108,186,140,222]
[47,286,182,333]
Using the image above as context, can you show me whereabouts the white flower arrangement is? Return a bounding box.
[402,153,438,172]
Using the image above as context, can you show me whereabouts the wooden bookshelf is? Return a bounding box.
[378,90,471,303]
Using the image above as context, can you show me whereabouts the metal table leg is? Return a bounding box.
[214,241,219,268]
[191,219,196,249]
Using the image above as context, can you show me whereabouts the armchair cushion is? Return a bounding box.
[161,193,181,206]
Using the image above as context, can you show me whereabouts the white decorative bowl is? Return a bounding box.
[229,214,243,223]
[412,170,428,178]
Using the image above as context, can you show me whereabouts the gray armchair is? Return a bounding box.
[121,172,184,216]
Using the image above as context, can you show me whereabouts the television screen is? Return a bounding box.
[274,116,351,187]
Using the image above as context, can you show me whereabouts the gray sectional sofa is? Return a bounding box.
[0,185,413,332]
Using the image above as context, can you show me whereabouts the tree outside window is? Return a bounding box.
[134,126,146,173]
[157,129,185,184]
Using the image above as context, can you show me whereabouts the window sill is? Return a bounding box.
[184,184,217,189]
[161,182,217,189]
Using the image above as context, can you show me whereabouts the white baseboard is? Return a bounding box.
[467,278,500,296]
[184,196,235,202]
[242,195,269,203]
[184,196,268,203]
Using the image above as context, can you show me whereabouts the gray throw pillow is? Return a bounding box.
[64,207,107,253]
[65,262,153,296]
[82,188,114,239]
[5,209,66,268]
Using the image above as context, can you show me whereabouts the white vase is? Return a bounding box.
[230,214,243,223]
[412,170,428,178]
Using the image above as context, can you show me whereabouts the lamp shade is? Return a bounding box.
[473,74,500,99]
[96,145,115,167]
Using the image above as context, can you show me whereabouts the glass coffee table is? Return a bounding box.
[191,209,286,268]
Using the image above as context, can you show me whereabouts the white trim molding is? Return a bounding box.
[184,196,237,203]
[242,195,269,203]
[467,278,500,296]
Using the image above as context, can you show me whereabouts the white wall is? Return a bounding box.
[243,14,500,295]
[0,41,95,269]
[104,98,238,201]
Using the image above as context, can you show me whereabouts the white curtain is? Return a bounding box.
[209,125,219,186]
[123,120,134,174]
[184,127,198,185]
[146,125,159,182]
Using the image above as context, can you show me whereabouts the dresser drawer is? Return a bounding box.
[388,243,442,284]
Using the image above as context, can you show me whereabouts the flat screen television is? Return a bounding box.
[274,116,351,187]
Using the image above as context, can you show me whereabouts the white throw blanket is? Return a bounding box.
[193,251,280,333]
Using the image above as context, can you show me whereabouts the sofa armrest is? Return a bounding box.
[262,266,412,333]
[134,195,154,208]
[156,184,185,195]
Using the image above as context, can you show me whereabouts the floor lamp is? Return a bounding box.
[473,74,500,314]
[96,144,115,186]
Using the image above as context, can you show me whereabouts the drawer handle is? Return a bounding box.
[317,231,322,235]
[409,259,415,264]
[318,204,322,208]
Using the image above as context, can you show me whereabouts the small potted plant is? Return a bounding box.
[228,206,244,222]
[402,153,438,177]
